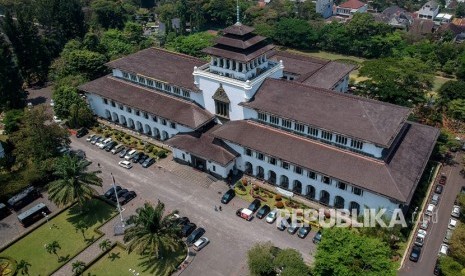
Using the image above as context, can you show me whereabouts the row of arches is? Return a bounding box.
[244,162,361,214]
[105,110,170,141]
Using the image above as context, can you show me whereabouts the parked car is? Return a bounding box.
[431,194,440,206]
[248,199,261,213]
[90,135,100,144]
[124,149,137,160]
[439,174,447,185]
[435,184,443,194]
[239,208,254,221]
[419,219,430,230]
[86,134,96,142]
[461,186,465,194]
[277,218,290,231]
[425,204,435,216]
[110,189,128,202]
[104,141,117,152]
[118,160,133,169]
[193,237,209,251]
[142,157,155,168]
[451,205,461,218]
[266,210,278,223]
[104,186,122,199]
[138,153,149,164]
[448,218,458,230]
[434,260,440,275]
[131,152,143,163]
[221,189,235,204]
[287,224,299,235]
[444,229,453,244]
[256,205,271,219]
[174,216,190,227]
[297,226,310,238]
[439,243,449,256]
[93,136,104,146]
[50,99,54,106]
[409,246,421,262]
[111,144,125,155]
[414,230,427,247]
[181,223,196,237]
[76,128,88,138]
[119,148,129,158]
[186,227,205,245]
[98,138,112,149]
[312,231,322,244]
[236,208,244,217]
[119,191,137,205]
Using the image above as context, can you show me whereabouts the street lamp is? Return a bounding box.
[42,211,50,229]
[111,173,125,228]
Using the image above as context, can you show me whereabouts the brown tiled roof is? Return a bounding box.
[214,35,267,49]
[268,50,329,76]
[79,76,215,129]
[223,24,255,36]
[338,0,366,9]
[242,79,411,147]
[166,126,239,166]
[105,48,205,92]
[212,120,438,203]
[409,19,435,36]
[203,43,275,63]
[300,62,356,89]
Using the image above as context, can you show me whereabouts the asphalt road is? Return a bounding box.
[70,136,317,276]
[399,152,464,276]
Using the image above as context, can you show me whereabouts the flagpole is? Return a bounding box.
[111,173,124,226]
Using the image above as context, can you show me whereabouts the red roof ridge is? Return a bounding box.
[244,120,386,165]
[338,0,366,9]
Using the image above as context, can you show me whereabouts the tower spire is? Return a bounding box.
[236,0,241,25]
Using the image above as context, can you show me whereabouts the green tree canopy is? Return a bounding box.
[447,99,465,121]
[313,228,395,276]
[247,242,276,276]
[167,32,216,58]
[48,155,102,208]
[272,18,318,49]
[439,256,464,276]
[357,57,434,107]
[449,224,465,265]
[439,80,465,104]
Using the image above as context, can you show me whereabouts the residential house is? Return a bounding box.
[374,6,413,29]
[335,0,368,16]
[417,1,440,20]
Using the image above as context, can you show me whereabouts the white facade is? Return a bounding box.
[87,93,192,140]
[172,148,235,178]
[418,1,439,20]
[336,4,368,16]
[315,0,333,18]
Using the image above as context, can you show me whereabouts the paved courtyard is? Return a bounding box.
[69,135,316,276]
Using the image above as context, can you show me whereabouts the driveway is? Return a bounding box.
[70,136,317,276]
[399,152,464,275]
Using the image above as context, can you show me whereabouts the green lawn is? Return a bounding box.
[0,199,116,275]
[284,49,366,64]
[85,243,186,276]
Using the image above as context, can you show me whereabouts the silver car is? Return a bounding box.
[193,237,209,251]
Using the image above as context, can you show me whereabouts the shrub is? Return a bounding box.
[253,185,259,191]
[276,201,284,209]
[275,194,282,201]
[157,150,167,158]
[95,126,103,133]
[147,145,154,152]
[152,148,158,155]
[125,134,130,140]
[241,179,247,185]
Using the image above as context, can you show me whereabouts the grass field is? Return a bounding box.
[0,199,116,275]
[284,49,366,64]
[85,243,186,276]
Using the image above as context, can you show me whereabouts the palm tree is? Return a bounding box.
[48,155,102,209]
[71,260,86,276]
[75,221,88,240]
[16,259,31,275]
[98,239,112,252]
[45,241,61,260]
[123,201,180,258]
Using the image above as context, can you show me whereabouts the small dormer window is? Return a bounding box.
[212,84,230,119]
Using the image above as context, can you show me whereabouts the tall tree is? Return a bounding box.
[447,99,465,121]
[439,80,465,105]
[124,201,180,258]
[247,242,276,276]
[9,107,69,165]
[0,33,26,111]
[357,57,434,107]
[45,241,61,260]
[16,259,31,275]
[99,239,112,252]
[272,18,318,49]
[313,228,395,276]
[71,260,86,276]
[449,224,465,264]
[48,155,102,208]
[91,0,128,29]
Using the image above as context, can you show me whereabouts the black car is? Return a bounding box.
[256,205,271,219]
[434,260,440,275]
[131,152,142,163]
[142,157,155,168]
[312,231,322,244]
[248,199,261,212]
[186,227,205,245]
[76,128,88,138]
[110,189,128,202]
[435,184,443,194]
[409,246,421,262]
[221,189,235,204]
[181,222,196,237]
[138,153,149,164]
[119,148,129,158]
[90,135,100,144]
[175,216,190,227]
[104,141,117,152]
[119,191,137,205]
[104,186,122,199]
[297,226,310,238]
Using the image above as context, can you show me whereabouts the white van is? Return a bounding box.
[98,138,112,149]
[425,204,435,216]
[124,149,137,160]
[111,144,124,154]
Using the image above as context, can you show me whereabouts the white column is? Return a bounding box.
[223,58,227,69]
[235,61,239,72]
[242,63,246,73]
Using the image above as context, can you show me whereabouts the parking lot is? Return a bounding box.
[399,151,464,276]
[70,135,316,276]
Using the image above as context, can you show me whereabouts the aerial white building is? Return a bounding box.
[80,23,438,215]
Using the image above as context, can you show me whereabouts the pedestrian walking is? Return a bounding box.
[219,206,222,211]
[214,205,218,211]
[97,163,100,168]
